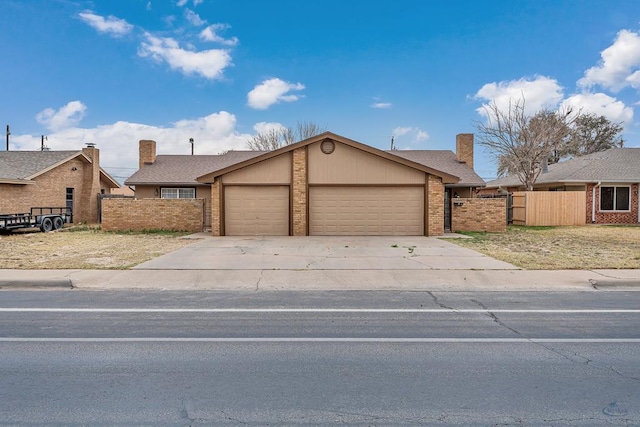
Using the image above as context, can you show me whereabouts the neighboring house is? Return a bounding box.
[483,148,640,224]
[0,146,120,223]
[126,132,485,236]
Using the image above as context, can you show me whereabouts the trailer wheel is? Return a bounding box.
[41,217,53,232]
[53,216,64,230]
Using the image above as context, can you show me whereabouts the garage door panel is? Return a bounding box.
[225,186,289,236]
[310,187,424,235]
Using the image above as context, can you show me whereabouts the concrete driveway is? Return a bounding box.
[135,234,518,270]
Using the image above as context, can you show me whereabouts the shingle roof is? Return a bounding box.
[125,151,264,185]
[0,151,82,180]
[485,147,640,188]
[389,150,485,187]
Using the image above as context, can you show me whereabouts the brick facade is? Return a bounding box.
[586,183,639,224]
[452,198,506,232]
[211,179,221,236]
[292,147,307,236]
[102,198,204,232]
[0,154,112,223]
[427,174,444,236]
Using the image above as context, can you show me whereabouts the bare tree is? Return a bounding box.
[246,121,326,151]
[476,99,577,190]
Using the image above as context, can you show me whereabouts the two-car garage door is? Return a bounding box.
[224,186,424,236]
[309,187,424,235]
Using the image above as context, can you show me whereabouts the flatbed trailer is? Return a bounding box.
[0,207,72,232]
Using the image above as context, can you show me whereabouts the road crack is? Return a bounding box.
[255,270,264,291]
[427,292,453,310]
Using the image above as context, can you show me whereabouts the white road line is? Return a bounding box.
[0,337,639,343]
[0,308,639,313]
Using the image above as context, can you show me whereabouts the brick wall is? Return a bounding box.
[102,198,204,232]
[292,147,307,236]
[427,174,444,236]
[586,183,639,224]
[452,198,506,232]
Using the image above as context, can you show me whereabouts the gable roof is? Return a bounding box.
[197,132,461,184]
[485,147,640,189]
[0,150,120,188]
[389,150,485,187]
[0,151,83,183]
[125,151,263,186]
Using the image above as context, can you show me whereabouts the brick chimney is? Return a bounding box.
[139,140,156,169]
[81,144,102,223]
[456,133,474,170]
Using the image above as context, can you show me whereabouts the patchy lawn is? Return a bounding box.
[446,225,640,270]
[0,227,198,269]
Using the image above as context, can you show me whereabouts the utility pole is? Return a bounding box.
[189,137,194,155]
[6,125,9,151]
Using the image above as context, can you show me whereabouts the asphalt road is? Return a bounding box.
[1,290,639,425]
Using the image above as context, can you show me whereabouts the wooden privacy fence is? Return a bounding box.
[512,191,586,226]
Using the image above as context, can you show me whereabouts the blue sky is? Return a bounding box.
[2,0,640,183]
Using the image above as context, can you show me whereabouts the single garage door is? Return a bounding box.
[225,186,289,235]
[309,186,424,235]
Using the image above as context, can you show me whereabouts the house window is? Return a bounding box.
[600,186,630,211]
[161,188,195,199]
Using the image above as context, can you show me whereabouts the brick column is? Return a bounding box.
[427,174,444,236]
[211,179,222,236]
[292,147,307,236]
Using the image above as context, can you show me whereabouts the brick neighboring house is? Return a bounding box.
[126,132,485,235]
[483,148,640,225]
[0,146,120,223]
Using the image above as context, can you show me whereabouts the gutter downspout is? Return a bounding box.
[592,181,601,223]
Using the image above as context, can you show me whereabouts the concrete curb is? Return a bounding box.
[0,269,638,291]
[0,278,73,289]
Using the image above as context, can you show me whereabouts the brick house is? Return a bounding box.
[126,132,486,235]
[0,146,120,223]
[483,148,640,224]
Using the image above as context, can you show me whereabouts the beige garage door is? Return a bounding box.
[310,186,424,235]
[225,186,289,236]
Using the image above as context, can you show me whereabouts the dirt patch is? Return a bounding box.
[447,225,640,269]
[0,228,198,269]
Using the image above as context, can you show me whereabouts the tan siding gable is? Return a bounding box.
[308,141,425,185]
[222,153,292,184]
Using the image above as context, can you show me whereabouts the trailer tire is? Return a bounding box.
[41,217,53,232]
[53,216,64,230]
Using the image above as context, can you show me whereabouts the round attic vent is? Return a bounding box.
[320,139,335,155]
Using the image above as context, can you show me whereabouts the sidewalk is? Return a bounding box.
[0,268,639,291]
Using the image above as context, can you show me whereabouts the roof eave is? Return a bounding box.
[0,179,36,185]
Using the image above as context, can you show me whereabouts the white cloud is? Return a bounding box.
[138,33,232,79]
[200,24,239,46]
[561,92,633,125]
[371,102,392,109]
[185,9,206,26]
[253,122,286,134]
[13,110,253,182]
[36,101,87,132]
[247,78,305,110]
[146,2,151,11]
[78,11,133,37]
[474,75,564,116]
[392,126,429,145]
[176,0,189,6]
[579,30,640,92]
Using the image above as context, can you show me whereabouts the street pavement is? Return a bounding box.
[0,234,638,291]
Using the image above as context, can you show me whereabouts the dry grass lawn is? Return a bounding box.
[448,225,640,270]
[0,227,198,269]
